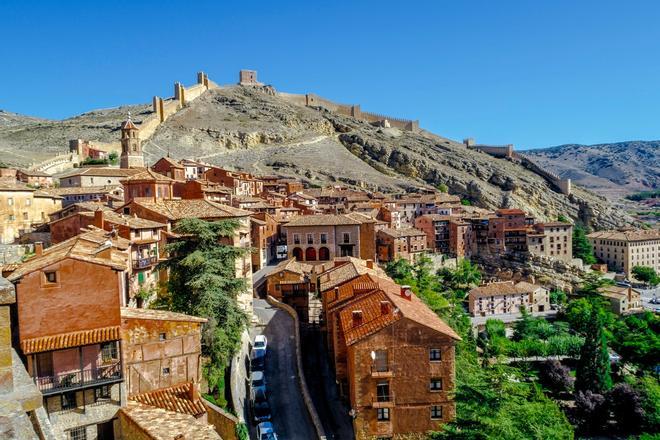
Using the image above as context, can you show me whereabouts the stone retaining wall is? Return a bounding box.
[203,399,239,440]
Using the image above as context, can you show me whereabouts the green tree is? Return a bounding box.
[550,289,567,305]
[437,183,449,193]
[437,259,481,294]
[573,225,596,264]
[461,199,472,206]
[557,214,570,223]
[108,151,119,164]
[158,218,249,396]
[632,266,660,286]
[568,297,613,393]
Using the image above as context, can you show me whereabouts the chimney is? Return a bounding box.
[188,381,199,401]
[366,259,374,269]
[628,287,632,302]
[94,209,104,229]
[334,287,339,301]
[352,310,363,328]
[380,301,390,315]
[34,242,43,257]
[400,285,413,301]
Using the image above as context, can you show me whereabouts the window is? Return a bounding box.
[100,342,118,362]
[293,234,300,245]
[25,198,31,206]
[430,348,442,361]
[376,381,390,402]
[123,207,130,215]
[162,367,170,375]
[8,214,15,221]
[377,408,390,421]
[61,391,77,410]
[23,212,28,220]
[67,426,87,440]
[320,233,327,244]
[431,405,443,420]
[430,378,443,391]
[343,232,351,243]
[94,385,111,401]
[44,271,57,283]
[307,233,314,245]
[7,197,13,206]
[159,333,167,341]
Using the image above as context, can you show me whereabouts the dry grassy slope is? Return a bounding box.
[524,141,660,200]
[146,86,627,229]
[0,105,150,166]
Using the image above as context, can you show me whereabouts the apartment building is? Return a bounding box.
[250,212,279,270]
[45,185,123,207]
[203,167,263,196]
[8,230,131,439]
[376,227,427,262]
[336,276,460,439]
[468,281,550,317]
[415,214,451,254]
[283,213,376,262]
[0,182,62,244]
[588,229,660,275]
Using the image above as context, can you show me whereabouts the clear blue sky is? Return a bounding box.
[1,0,659,149]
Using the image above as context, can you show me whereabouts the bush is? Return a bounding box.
[573,390,607,433]
[607,383,645,433]
[539,360,574,394]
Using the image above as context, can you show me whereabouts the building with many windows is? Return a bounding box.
[587,229,660,275]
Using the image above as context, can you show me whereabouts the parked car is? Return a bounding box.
[251,388,271,424]
[254,334,268,351]
[251,370,267,395]
[251,347,266,371]
[257,421,278,440]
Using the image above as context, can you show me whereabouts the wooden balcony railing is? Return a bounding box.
[35,362,122,395]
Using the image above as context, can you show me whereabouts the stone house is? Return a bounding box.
[414,214,452,254]
[180,159,211,181]
[598,285,643,315]
[16,169,54,188]
[335,276,461,439]
[44,185,124,207]
[449,219,472,259]
[250,212,279,271]
[57,167,141,188]
[120,168,175,204]
[8,229,131,439]
[177,179,233,204]
[468,281,550,317]
[0,182,62,244]
[203,167,263,197]
[151,157,185,181]
[283,213,376,262]
[266,258,314,322]
[528,222,573,263]
[376,227,427,263]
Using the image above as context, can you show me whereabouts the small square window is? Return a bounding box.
[162,367,170,375]
[45,271,57,283]
[431,405,443,420]
[430,378,443,391]
[159,333,167,341]
[377,407,390,421]
[430,348,442,361]
[67,426,87,440]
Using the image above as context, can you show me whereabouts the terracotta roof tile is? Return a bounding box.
[327,273,380,310]
[58,167,142,179]
[120,401,221,440]
[21,325,120,354]
[339,290,400,345]
[120,307,207,323]
[468,280,542,299]
[268,257,313,277]
[378,227,426,238]
[131,199,251,221]
[120,168,174,182]
[130,382,206,417]
[284,214,362,227]
[587,228,660,242]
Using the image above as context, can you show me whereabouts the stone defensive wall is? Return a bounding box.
[463,138,571,195]
[278,92,419,131]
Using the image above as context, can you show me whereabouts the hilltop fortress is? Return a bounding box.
[29,68,570,196]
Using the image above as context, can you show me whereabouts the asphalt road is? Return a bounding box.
[639,286,660,312]
[249,298,317,439]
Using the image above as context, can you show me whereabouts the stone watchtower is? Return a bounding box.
[120,113,144,169]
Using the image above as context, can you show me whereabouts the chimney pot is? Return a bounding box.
[380,301,390,315]
[400,285,413,300]
[352,310,363,327]
[366,259,374,269]
[35,242,43,256]
[94,209,104,229]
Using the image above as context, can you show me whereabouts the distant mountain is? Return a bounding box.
[524,141,659,200]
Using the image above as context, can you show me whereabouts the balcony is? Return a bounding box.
[133,256,158,269]
[35,362,122,396]
[370,365,395,378]
[372,392,395,408]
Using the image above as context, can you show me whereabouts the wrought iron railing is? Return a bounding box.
[35,362,122,395]
[133,256,158,269]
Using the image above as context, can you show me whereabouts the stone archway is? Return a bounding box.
[318,247,330,261]
[305,247,317,261]
[292,247,303,261]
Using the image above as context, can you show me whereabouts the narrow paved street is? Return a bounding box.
[250,298,317,439]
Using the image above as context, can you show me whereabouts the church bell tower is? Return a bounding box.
[119,112,144,169]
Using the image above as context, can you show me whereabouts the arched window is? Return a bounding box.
[318,247,330,261]
[305,247,317,261]
[292,247,303,261]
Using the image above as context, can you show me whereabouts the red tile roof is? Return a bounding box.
[21,325,120,354]
[130,382,206,417]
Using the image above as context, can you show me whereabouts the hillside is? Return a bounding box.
[0,86,632,230]
[524,141,659,200]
